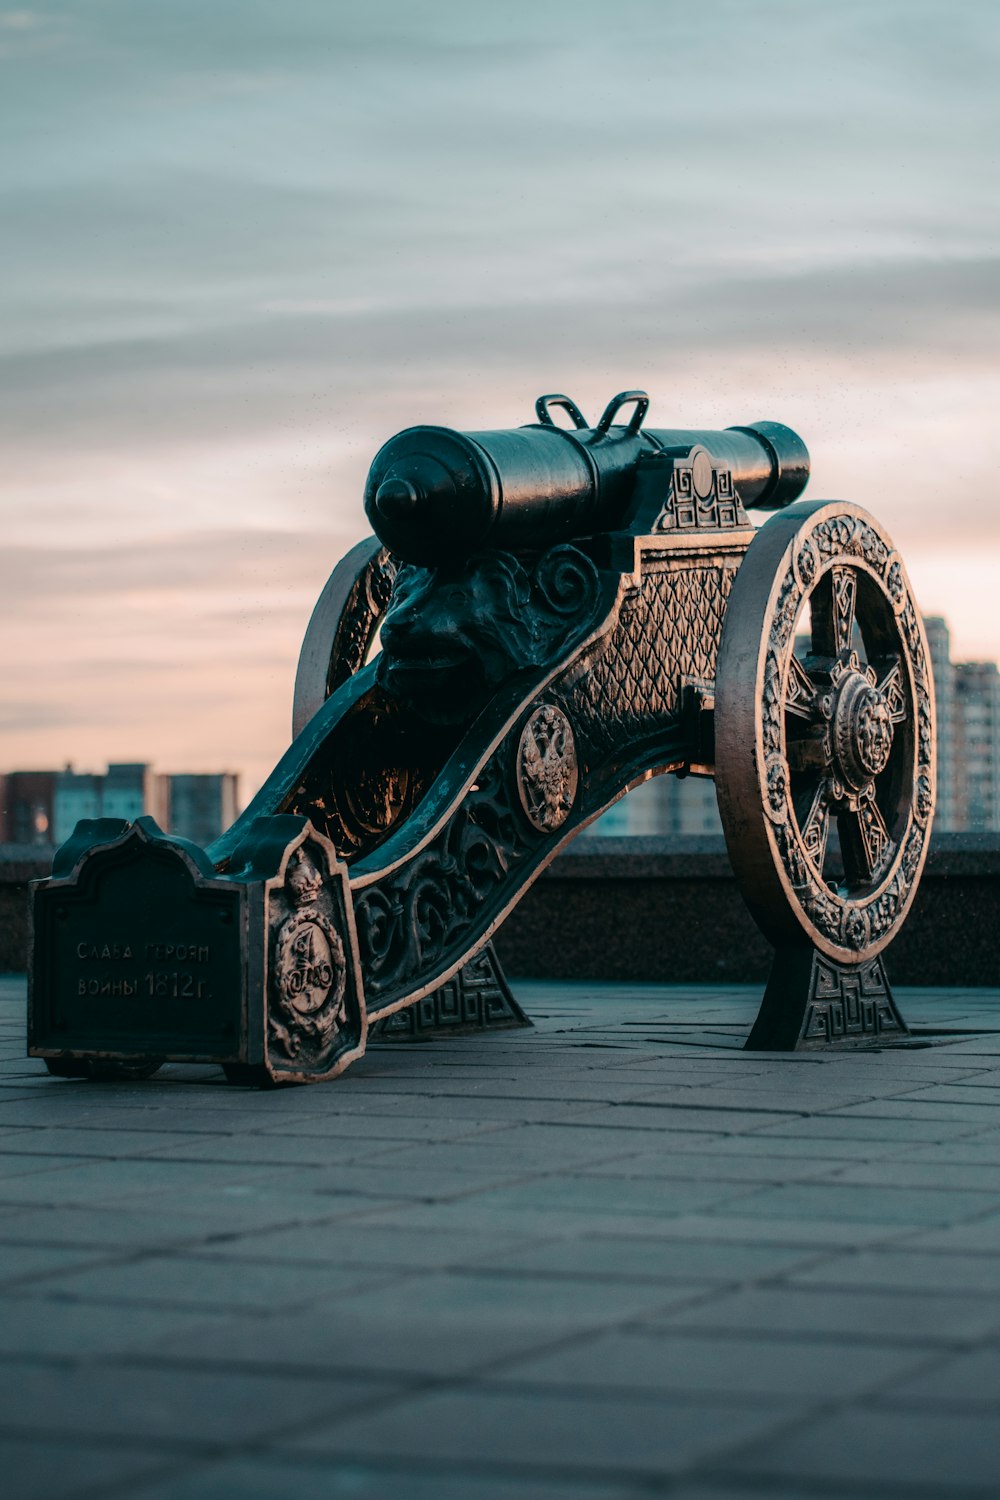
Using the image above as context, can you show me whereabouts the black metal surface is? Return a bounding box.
[364,391,809,564]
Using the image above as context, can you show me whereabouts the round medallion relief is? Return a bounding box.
[515,705,578,833]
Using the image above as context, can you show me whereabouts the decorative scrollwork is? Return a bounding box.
[355,754,536,1004]
[330,548,398,692]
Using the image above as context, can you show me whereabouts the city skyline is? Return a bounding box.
[4,609,996,843]
[2,2,998,796]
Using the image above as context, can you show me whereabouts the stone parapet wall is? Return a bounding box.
[0,846,56,972]
[4,834,998,986]
[494,833,1000,988]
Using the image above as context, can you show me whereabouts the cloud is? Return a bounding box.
[2,0,998,788]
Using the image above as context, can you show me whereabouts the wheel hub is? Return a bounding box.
[831,665,894,791]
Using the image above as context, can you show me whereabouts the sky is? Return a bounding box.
[2,0,998,799]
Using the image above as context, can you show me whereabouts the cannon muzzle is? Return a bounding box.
[364,390,809,565]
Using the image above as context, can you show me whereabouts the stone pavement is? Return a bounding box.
[3,974,1000,1499]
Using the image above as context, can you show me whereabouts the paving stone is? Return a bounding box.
[403,1173,757,1219]
[909,1136,1000,1163]
[379,1125,644,1172]
[0,1184,402,1237]
[919,1073,1000,1091]
[491,1326,934,1400]
[720,1407,1000,1493]
[0,1126,226,1159]
[139,1132,412,1167]
[0,1152,108,1183]
[667,1487,887,1500]
[149,1271,707,1379]
[275,1093,602,1123]
[627,1084,877,1113]
[900,1213,1000,1255]
[701,1181,1000,1226]
[359,1201,919,1249]
[756,1114,983,1142]
[0,1242,114,1283]
[0,1435,171,1500]
[876,1345,1000,1407]
[0,1359,394,1447]
[671,1132,913,1160]
[825,1158,1000,1189]
[0,1158,281,1206]
[653,1284,1000,1344]
[561,1149,846,1184]
[0,1203,304,1251]
[283,1385,790,1479]
[301,1160,554,1200]
[22,1251,399,1313]
[449,1232,822,1284]
[898,1084,1000,1105]
[558,1104,795,1134]
[331,1076,650,1105]
[123,1454,628,1499]
[791,1248,1000,1294]
[0,1296,245,1361]
[190,1220,545,1270]
[258,1112,512,1142]
[821,1098,1000,1125]
[0,1100,268,1132]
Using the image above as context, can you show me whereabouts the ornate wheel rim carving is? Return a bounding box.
[716,501,935,961]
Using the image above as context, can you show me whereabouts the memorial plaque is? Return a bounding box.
[30,813,368,1083]
[30,819,246,1064]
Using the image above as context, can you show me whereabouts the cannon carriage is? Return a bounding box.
[29,390,935,1083]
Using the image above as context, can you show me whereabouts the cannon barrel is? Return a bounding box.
[364,390,810,565]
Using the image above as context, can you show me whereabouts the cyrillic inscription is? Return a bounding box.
[70,939,213,1002]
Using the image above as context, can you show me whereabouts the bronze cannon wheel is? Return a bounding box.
[715,500,935,963]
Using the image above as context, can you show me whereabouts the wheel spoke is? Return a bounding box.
[785,654,820,721]
[812,566,857,658]
[797,779,831,870]
[840,796,893,884]
[830,566,857,655]
[876,657,908,724]
[786,736,829,772]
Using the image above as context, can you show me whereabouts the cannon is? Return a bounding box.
[364,390,809,563]
[28,389,935,1082]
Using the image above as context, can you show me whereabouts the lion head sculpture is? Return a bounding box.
[376,544,601,724]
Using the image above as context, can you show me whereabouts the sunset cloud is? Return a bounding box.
[3,0,998,795]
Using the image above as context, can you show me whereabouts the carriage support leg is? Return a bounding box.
[369,942,532,1041]
[745,946,910,1051]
